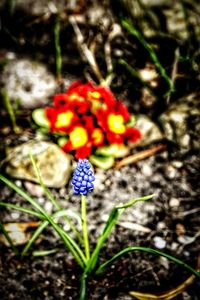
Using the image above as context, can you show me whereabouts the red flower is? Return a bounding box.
[75,142,93,159]
[124,127,141,143]
[45,106,77,133]
[62,125,92,159]
[53,94,69,108]
[53,92,90,114]
[44,81,141,158]
[95,99,132,142]
[67,81,93,96]
[91,128,104,146]
[86,86,116,113]
[66,81,117,113]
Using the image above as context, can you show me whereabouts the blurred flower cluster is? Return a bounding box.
[43,81,141,159]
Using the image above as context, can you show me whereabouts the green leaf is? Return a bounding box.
[32,108,50,128]
[113,144,129,158]
[95,144,129,158]
[95,246,200,278]
[0,221,19,255]
[0,174,86,268]
[36,128,49,135]
[33,248,58,256]
[89,155,115,169]
[86,195,153,274]
[21,209,82,256]
[126,114,136,127]
[95,144,118,156]
[57,137,68,147]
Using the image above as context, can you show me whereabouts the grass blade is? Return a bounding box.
[22,209,84,260]
[54,13,62,81]
[95,246,200,278]
[122,19,174,96]
[0,201,44,219]
[0,220,19,255]
[86,195,154,274]
[1,90,20,133]
[33,248,59,256]
[0,175,86,268]
[81,195,90,261]
[29,153,83,244]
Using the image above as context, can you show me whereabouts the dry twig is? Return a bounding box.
[115,144,167,169]
[69,16,104,84]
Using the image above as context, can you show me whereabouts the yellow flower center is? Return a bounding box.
[55,111,74,128]
[92,128,103,144]
[68,93,83,101]
[70,127,88,149]
[107,114,126,134]
[87,91,104,113]
[87,91,101,100]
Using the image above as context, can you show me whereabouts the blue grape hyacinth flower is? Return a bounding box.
[72,159,95,196]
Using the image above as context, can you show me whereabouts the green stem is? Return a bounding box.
[21,209,86,264]
[52,222,85,268]
[30,153,83,244]
[0,200,86,264]
[7,0,16,16]
[81,195,90,261]
[79,272,87,300]
[0,220,19,255]
[0,201,44,219]
[118,59,155,93]
[33,248,59,256]
[85,208,121,274]
[95,246,200,278]
[1,90,20,133]
[122,19,174,96]
[86,195,154,274]
[0,175,85,268]
[54,13,62,81]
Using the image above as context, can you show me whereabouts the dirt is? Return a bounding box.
[0,151,200,299]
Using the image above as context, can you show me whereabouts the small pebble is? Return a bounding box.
[153,236,166,249]
[115,170,122,178]
[171,242,179,251]
[165,165,177,179]
[177,235,195,245]
[171,161,183,168]
[15,180,22,187]
[157,221,166,230]
[141,164,153,177]
[159,257,169,269]
[63,224,70,232]
[175,223,186,236]
[38,197,45,204]
[24,181,44,197]
[44,201,53,214]
[182,291,192,300]
[11,212,20,219]
[105,179,111,186]
[169,198,180,207]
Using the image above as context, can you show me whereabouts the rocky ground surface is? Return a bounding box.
[0,148,200,299]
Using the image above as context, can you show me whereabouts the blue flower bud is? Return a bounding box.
[71,159,95,196]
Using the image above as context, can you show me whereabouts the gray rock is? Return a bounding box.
[0,0,66,16]
[109,0,199,41]
[132,114,164,147]
[5,141,72,188]
[153,236,166,249]
[159,93,200,153]
[1,58,56,108]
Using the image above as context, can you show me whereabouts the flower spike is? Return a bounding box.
[72,159,95,196]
